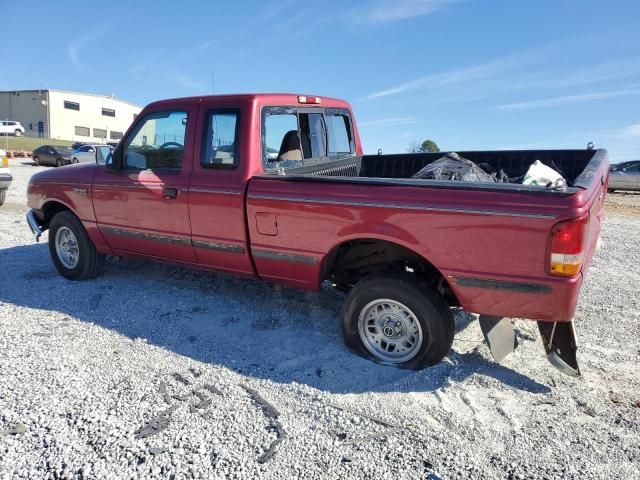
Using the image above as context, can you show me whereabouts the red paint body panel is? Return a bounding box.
[26,93,606,324]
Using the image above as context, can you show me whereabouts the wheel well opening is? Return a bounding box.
[321,239,459,306]
[42,201,71,228]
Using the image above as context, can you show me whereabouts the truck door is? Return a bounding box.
[187,105,256,276]
[92,104,197,263]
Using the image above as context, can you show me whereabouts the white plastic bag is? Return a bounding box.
[522,160,566,189]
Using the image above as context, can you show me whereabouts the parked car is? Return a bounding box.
[608,160,640,192]
[25,93,609,377]
[0,120,25,136]
[0,149,11,205]
[32,145,74,167]
[71,144,113,164]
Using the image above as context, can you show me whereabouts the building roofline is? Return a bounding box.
[0,89,142,109]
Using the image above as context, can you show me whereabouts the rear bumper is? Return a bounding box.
[448,272,583,322]
[27,209,46,242]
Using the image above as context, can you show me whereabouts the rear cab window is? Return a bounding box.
[262,106,355,171]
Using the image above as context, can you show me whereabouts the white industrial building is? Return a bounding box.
[0,89,142,143]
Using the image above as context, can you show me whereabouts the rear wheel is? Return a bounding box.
[0,190,6,206]
[14,129,22,136]
[607,188,615,193]
[342,272,454,369]
[55,158,63,167]
[48,211,105,280]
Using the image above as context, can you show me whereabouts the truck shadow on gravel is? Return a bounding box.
[1,243,550,395]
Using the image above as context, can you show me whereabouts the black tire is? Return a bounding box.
[607,189,615,193]
[14,129,22,137]
[72,158,79,164]
[342,272,454,369]
[33,156,40,166]
[48,211,105,280]
[55,158,63,167]
[0,190,6,206]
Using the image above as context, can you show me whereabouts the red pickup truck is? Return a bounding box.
[26,93,608,376]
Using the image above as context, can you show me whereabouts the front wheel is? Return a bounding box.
[0,190,6,206]
[33,156,40,166]
[72,158,79,164]
[48,211,105,280]
[55,158,63,167]
[342,272,454,369]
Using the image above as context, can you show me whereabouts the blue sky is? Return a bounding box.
[1,0,639,161]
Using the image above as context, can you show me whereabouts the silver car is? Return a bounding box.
[71,144,113,165]
[608,160,640,192]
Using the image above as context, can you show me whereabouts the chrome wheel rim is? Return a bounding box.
[55,227,79,269]
[357,299,423,364]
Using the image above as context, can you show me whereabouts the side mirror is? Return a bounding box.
[105,147,122,171]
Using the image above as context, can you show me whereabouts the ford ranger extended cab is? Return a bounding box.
[26,94,608,376]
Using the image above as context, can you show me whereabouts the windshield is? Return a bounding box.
[55,147,74,155]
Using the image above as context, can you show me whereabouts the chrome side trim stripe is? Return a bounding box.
[93,184,166,190]
[101,226,191,246]
[455,276,552,295]
[252,249,318,265]
[248,194,556,219]
[189,187,242,196]
[192,240,245,254]
[101,226,246,253]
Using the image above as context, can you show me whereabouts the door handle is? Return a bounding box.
[163,187,178,199]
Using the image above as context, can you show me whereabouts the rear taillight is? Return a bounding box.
[548,216,589,277]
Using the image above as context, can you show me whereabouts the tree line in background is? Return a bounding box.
[407,139,440,153]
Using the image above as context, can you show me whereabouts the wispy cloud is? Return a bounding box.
[263,0,300,20]
[174,74,207,92]
[352,0,460,24]
[621,124,640,138]
[129,59,154,81]
[358,117,422,127]
[496,123,640,161]
[68,28,107,69]
[497,88,640,111]
[366,49,543,99]
[366,38,640,102]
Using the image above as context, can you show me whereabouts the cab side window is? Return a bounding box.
[326,113,353,155]
[123,110,187,170]
[201,110,239,169]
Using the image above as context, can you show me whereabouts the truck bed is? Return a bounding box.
[247,148,608,322]
[263,149,605,192]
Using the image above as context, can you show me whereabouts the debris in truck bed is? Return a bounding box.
[412,152,497,182]
[522,160,567,189]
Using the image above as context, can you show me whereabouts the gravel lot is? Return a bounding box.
[1,159,639,479]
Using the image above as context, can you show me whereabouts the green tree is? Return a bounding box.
[420,139,440,153]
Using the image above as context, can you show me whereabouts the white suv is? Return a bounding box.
[0,121,25,136]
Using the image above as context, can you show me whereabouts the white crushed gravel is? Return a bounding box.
[1,159,639,479]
